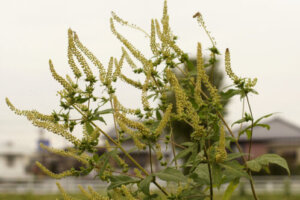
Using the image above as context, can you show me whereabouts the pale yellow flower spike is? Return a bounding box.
[117,119,145,150]
[194,12,217,47]
[134,168,144,179]
[105,57,114,85]
[40,143,89,165]
[49,60,74,92]
[68,31,94,81]
[165,69,186,116]
[67,29,82,78]
[117,113,151,137]
[121,185,136,200]
[162,0,170,38]
[36,162,73,179]
[88,186,109,200]
[78,185,93,200]
[122,47,138,69]
[225,48,239,83]
[142,70,151,111]
[111,11,150,38]
[120,73,143,89]
[112,55,124,81]
[6,98,54,122]
[196,44,220,104]
[155,104,172,137]
[194,43,203,106]
[216,123,227,163]
[113,95,141,115]
[73,32,106,84]
[110,18,151,71]
[154,20,163,41]
[56,182,75,200]
[30,118,80,146]
[150,19,159,56]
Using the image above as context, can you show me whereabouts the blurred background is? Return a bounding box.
[1,0,300,199]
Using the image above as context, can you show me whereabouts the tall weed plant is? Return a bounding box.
[6,1,289,199]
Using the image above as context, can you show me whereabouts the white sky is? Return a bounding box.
[1,0,300,151]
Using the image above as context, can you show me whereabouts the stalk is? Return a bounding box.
[149,144,153,173]
[203,144,213,200]
[245,95,254,161]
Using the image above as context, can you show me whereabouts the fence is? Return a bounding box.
[0,176,300,194]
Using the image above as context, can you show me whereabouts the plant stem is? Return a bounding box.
[170,124,178,169]
[109,97,120,143]
[203,144,213,200]
[149,144,153,173]
[245,95,254,161]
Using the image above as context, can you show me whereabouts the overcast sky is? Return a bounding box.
[1,0,300,151]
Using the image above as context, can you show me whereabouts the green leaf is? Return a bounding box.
[225,152,247,161]
[108,175,138,190]
[172,145,193,162]
[139,175,153,195]
[253,113,276,126]
[95,108,114,115]
[181,142,194,147]
[98,154,110,178]
[231,118,248,127]
[255,123,270,130]
[212,163,222,187]
[92,116,107,125]
[193,164,210,185]
[85,122,94,135]
[155,110,162,120]
[220,160,249,180]
[220,89,240,101]
[155,167,186,182]
[247,154,290,175]
[223,179,239,200]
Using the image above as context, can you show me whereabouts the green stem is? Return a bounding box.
[149,144,153,173]
[245,95,254,161]
[204,144,213,200]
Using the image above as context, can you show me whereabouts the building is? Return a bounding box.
[0,141,32,181]
[235,117,300,174]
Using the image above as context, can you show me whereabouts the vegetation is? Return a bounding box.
[6,1,290,199]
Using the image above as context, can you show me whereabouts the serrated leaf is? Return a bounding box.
[247,154,290,175]
[220,161,249,179]
[193,164,210,184]
[139,175,153,195]
[108,175,138,190]
[155,167,186,182]
[212,163,222,187]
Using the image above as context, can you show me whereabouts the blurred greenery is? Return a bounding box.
[1,193,300,200]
